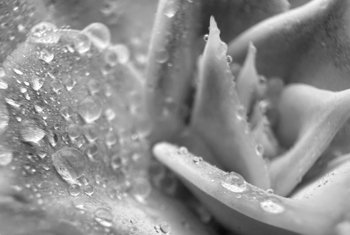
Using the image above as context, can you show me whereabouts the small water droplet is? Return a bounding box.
[13,68,23,75]
[156,49,169,63]
[31,76,45,91]
[0,145,12,166]
[164,1,178,18]
[0,68,8,89]
[83,184,94,196]
[226,55,233,63]
[39,49,54,63]
[255,144,264,156]
[0,102,9,133]
[260,197,285,214]
[104,108,116,121]
[82,23,111,51]
[221,172,247,193]
[104,44,130,66]
[94,208,113,227]
[73,32,91,54]
[160,223,171,234]
[131,178,152,203]
[29,22,60,44]
[203,34,209,41]
[5,98,20,108]
[236,105,246,121]
[178,147,188,155]
[67,124,81,140]
[20,121,46,144]
[78,97,103,123]
[68,184,81,197]
[52,147,87,184]
[84,124,99,142]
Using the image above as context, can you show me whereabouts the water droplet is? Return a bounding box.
[178,147,188,155]
[104,44,130,66]
[82,23,111,51]
[29,22,60,44]
[20,121,46,144]
[164,1,178,18]
[39,49,54,63]
[131,178,152,202]
[156,49,169,63]
[226,55,233,63]
[0,145,12,166]
[68,184,81,197]
[203,34,209,41]
[85,143,99,161]
[255,144,264,156]
[84,125,99,142]
[31,76,45,91]
[236,105,246,121]
[73,32,91,54]
[221,172,247,193]
[104,108,116,121]
[78,96,103,123]
[0,102,9,133]
[5,98,20,108]
[110,154,126,172]
[94,208,113,227]
[52,147,87,184]
[260,197,285,214]
[67,124,81,140]
[105,131,118,148]
[160,223,171,234]
[83,184,94,196]
[13,68,23,75]
[51,80,63,93]
[0,68,8,89]
[60,106,74,121]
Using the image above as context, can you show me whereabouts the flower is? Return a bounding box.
[1,0,350,235]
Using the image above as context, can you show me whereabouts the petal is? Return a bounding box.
[190,17,270,188]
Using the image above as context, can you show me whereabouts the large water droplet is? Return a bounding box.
[78,97,103,123]
[221,172,247,193]
[0,102,9,133]
[260,197,285,214]
[21,121,46,144]
[0,145,12,166]
[82,23,111,51]
[29,22,60,44]
[52,147,86,184]
[94,208,113,227]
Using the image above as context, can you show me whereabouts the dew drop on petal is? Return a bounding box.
[260,197,285,214]
[221,172,247,193]
[164,1,178,18]
[0,102,9,133]
[131,178,152,202]
[78,97,103,123]
[68,184,81,197]
[82,23,111,51]
[29,22,60,44]
[73,32,91,54]
[83,184,94,196]
[20,121,46,144]
[236,105,246,121]
[31,76,45,91]
[160,223,171,234]
[104,44,130,66]
[0,145,12,166]
[52,147,86,184]
[39,49,54,63]
[94,208,113,227]
[0,67,8,89]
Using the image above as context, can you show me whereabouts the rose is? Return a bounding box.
[1,0,350,235]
